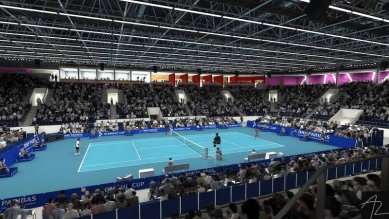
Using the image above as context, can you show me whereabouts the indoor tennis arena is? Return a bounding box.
[0,0,389,218]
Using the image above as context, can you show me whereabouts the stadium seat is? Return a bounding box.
[17,153,36,162]
[0,167,18,178]
[32,144,47,151]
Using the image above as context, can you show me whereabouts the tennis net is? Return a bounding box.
[172,130,204,156]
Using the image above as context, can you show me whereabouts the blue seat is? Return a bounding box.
[17,153,36,162]
[0,167,18,178]
[299,137,310,141]
[32,145,47,151]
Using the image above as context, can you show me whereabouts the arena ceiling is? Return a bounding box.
[0,0,388,74]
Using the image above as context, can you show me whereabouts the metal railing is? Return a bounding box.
[275,155,389,219]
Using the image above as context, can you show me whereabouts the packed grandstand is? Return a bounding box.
[0,71,388,219]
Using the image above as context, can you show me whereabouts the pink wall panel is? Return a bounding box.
[379,71,389,82]
[349,72,373,82]
[308,75,324,85]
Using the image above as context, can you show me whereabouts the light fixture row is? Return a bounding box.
[0,4,387,60]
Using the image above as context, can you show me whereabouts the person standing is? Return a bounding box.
[34,124,39,135]
[4,200,20,219]
[204,147,209,159]
[216,147,223,160]
[167,157,173,166]
[75,138,80,155]
[213,133,221,147]
[255,127,260,138]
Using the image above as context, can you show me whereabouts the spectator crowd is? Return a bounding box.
[177,84,240,117]
[313,81,389,127]
[34,83,111,125]
[0,73,47,127]
[255,115,378,140]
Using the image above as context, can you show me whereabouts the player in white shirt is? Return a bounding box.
[75,138,80,155]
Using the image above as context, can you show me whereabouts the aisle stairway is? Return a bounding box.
[21,107,37,126]
[110,104,117,120]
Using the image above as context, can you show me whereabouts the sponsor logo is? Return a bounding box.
[23,139,35,151]
[101,131,125,136]
[131,181,145,188]
[173,127,191,131]
[1,196,37,209]
[203,125,217,129]
[64,133,85,138]
[140,129,159,133]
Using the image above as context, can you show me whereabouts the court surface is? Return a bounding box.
[78,132,284,172]
[0,127,338,199]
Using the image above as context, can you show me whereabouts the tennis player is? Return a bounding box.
[255,127,260,138]
[213,133,221,147]
[75,138,80,155]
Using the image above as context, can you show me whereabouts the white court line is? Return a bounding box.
[91,137,176,146]
[136,144,186,150]
[233,132,285,146]
[222,139,248,149]
[79,152,202,172]
[77,143,91,173]
[132,141,141,160]
[207,144,284,153]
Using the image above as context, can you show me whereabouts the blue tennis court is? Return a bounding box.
[1,127,339,199]
[78,132,284,172]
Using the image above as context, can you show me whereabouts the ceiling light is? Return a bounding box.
[159,26,198,33]
[21,24,69,31]
[39,36,77,41]
[174,8,222,18]
[0,5,57,14]
[120,0,173,9]
[199,31,231,37]
[59,13,112,22]
[113,20,158,28]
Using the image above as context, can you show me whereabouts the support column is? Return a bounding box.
[316,170,326,219]
[375,67,380,84]
[306,74,309,85]
[335,67,340,86]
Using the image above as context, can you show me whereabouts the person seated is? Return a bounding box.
[280,127,286,135]
[216,147,223,160]
[0,136,6,149]
[19,147,30,158]
[167,157,173,166]
[303,131,310,140]
[34,136,42,147]
[0,158,10,173]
